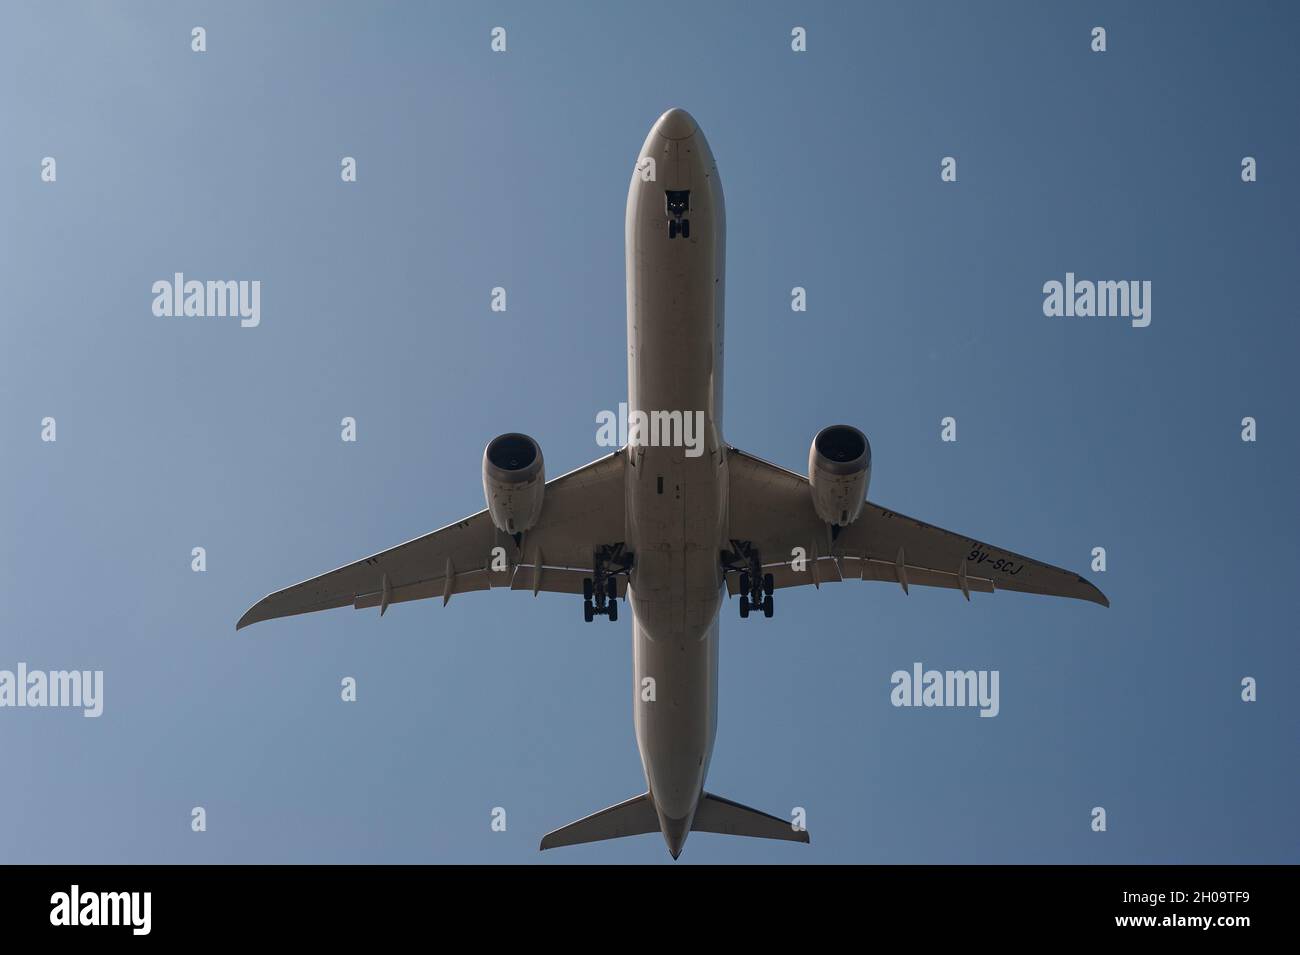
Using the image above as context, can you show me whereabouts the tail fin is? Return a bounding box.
[692,793,810,844]
[539,793,659,850]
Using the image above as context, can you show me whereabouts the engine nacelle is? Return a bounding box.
[483,433,545,534]
[808,425,871,526]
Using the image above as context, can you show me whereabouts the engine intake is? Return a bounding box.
[808,425,871,526]
[483,433,545,534]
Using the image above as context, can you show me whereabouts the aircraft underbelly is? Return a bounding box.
[624,112,727,825]
[632,614,719,820]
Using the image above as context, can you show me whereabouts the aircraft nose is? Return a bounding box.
[660,814,691,859]
[654,107,698,141]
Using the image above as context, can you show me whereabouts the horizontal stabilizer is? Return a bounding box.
[539,792,659,850]
[692,793,810,844]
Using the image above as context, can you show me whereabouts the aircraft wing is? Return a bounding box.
[236,449,628,630]
[725,446,1108,607]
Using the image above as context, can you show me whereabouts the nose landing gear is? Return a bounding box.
[666,190,690,239]
[724,541,775,620]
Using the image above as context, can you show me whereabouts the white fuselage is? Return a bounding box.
[624,109,727,852]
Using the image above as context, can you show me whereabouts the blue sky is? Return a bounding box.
[1,1,1297,863]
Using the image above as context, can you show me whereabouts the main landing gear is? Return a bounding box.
[583,543,632,623]
[722,540,775,620]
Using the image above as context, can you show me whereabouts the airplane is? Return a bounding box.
[236,107,1109,859]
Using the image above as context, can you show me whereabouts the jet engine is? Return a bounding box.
[808,425,871,526]
[483,433,545,535]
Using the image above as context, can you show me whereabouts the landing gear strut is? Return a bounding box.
[666,190,690,240]
[583,543,632,623]
[723,540,775,620]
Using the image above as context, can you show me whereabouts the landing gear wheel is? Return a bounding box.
[762,594,774,618]
[583,600,594,623]
[668,220,678,239]
[583,578,594,601]
[606,577,617,601]
[739,596,750,619]
[608,600,618,622]
[763,573,774,596]
[681,219,690,239]
[739,571,751,594]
